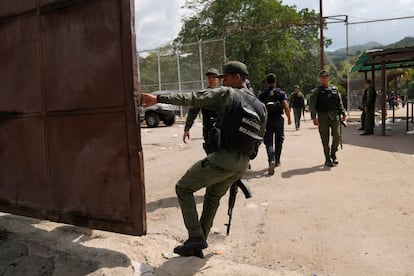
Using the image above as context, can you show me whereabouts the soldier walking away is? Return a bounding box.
[183,68,220,153]
[141,61,267,258]
[359,79,377,135]
[289,85,305,130]
[310,70,346,167]
[258,73,292,175]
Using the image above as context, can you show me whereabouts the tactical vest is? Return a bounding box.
[291,93,304,108]
[201,108,217,131]
[220,89,266,156]
[316,85,340,112]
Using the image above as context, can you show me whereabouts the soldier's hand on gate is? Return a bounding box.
[313,118,319,126]
[183,131,190,144]
[141,93,157,107]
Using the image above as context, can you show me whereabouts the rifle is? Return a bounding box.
[339,118,347,149]
[225,179,252,236]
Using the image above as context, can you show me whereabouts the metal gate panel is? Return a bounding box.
[0,118,49,208]
[0,15,42,113]
[0,1,36,17]
[47,113,132,221]
[0,0,146,235]
[41,0,125,111]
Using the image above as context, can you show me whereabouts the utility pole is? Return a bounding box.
[319,0,324,70]
[346,15,350,117]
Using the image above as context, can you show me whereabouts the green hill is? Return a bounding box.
[386,36,414,49]
[327,36,414,61]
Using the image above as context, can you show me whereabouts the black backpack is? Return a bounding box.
[264,88,283,114]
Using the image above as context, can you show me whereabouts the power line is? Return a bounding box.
[348,15,414,25]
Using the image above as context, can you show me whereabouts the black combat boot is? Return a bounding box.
[173,236,208,258]
[324,156,334,167]
[330,153,339,165]
[268,160,276,175]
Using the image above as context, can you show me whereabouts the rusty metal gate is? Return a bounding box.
[0,0,146,235]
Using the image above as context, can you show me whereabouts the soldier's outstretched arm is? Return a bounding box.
[155,88,233,116]
[141,93,157,107]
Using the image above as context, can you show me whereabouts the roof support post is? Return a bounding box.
[371,68,375,88]
[381,60,387,136]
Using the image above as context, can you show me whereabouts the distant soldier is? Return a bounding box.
[359,79,376,135]
[258,73,292,175]
[183,68,220,153]
[289,85,305,130]
[310,70,346,167]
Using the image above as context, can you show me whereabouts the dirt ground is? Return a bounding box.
[1,110,414,276]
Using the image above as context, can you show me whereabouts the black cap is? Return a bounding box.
[266,73,277,84]
[217,61,249,77]
[319,70,330,77]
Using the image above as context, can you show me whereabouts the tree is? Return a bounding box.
[175,0,323,94]
[407,81,414,99]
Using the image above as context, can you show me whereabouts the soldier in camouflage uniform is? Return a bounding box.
[183,68,220,153]
[142,61,267,258]
[289,85,305,130]
[310,70,346,167]
[359,79,376,135]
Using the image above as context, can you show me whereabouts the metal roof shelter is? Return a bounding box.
[351,46,414,135]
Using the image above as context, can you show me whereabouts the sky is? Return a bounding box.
[135,0,414,52]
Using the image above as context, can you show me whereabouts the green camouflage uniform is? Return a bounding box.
[158,87,267,238]
[289,91,305,129]
[310,85,345,162]
[362,87,376,133]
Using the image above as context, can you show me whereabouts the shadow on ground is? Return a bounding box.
[155,253,213,276]
[243,168,270,180]
[0,215,130,276]
[281,165,331,178]
[147,195,204,213]
[342,122,414,155]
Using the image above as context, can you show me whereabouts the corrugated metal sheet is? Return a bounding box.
[0,0,146,235]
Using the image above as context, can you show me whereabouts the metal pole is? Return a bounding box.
[371,69,375,88]
[346,15,350,117]
[157,50,162,92]
[176,50,183,117]
[319,0,324,70]
[393,76,398,123]
[407,98,409,131]
[137,52,141,83]
[223,37,228,63]
[381,61,386,136]
[199,41,205,90]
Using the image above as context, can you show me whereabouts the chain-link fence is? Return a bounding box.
[137,39,226,117]
[137,39,226,93]
[137,37,400,115]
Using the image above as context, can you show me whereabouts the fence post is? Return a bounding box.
[176,49,183,117]
[157,50,162,92]
[199,41,204,90]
